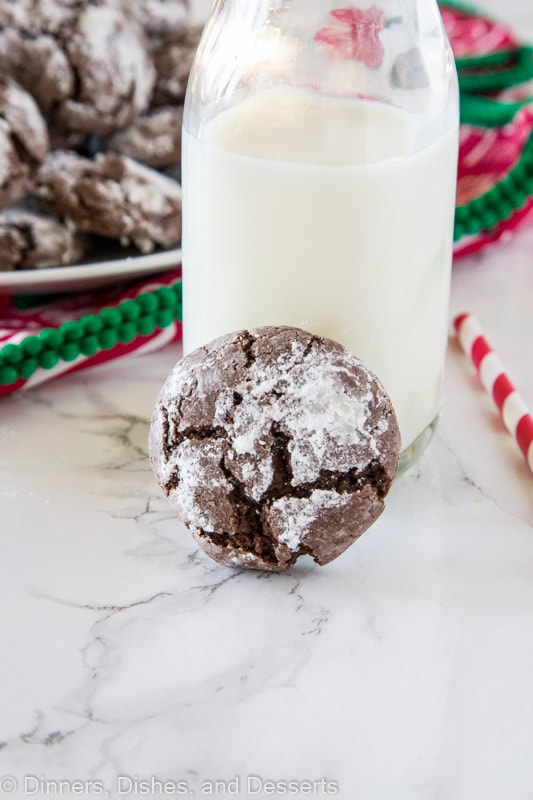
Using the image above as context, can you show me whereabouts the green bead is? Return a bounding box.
[521,146,533,169]
[80,335,99,357]
[39,328,62,349]
[38,350,59,370]
[462,211,481,235]
[485,189,505,210]
[493,197,512,220]
[137,315,156,336]
[512,173,529,196]
[0,343,23,365]
[118,299,141,320]
[59,342,80,362]
[454,205,469,226]
[118,321,137,343]
[503,182,522,208]
[522,168,533,192]
[453,222,465,241]
[0,365,18,385]
[61,320,84,341]
[19,358,38,379]
[499,176,517,200]
[99,328,118,350]
[155,308,173,329]
[481,208,500,229]
[137,293,158,313]
[155,286,176,308]
[469,196,486,215]
[80,314,104,334]
[99,307,122,328]
[21,337,42,357]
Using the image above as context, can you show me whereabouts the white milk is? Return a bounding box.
[182,86,458,450]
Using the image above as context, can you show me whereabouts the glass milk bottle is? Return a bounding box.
[182,0,459,469]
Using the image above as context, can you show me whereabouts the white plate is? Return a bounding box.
[0,248,182,295]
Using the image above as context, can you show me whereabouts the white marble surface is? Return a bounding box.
[1,2,533,799]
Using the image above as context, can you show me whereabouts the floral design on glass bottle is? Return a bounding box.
[315,6,387,68]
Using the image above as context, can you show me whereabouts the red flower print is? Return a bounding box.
[315,6,387,69]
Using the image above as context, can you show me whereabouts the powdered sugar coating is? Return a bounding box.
[128,0,189,37]
[151,24,204,108]
[64,3,155,133]
[0,0,155,135]
[0,76,49,210]
[206,334,385,493]
[273,491,354,552]
[104,107,183,169]
[150,327,401,571]
[0,205,89,271]
[36,150,182,251]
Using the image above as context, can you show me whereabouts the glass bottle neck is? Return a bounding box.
[186,0,458,146]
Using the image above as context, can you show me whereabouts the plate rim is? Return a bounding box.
[0,248,182,295]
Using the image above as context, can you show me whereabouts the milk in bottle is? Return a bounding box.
[182,0,459,467]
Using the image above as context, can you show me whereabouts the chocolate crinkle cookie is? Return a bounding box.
[151,24,203,107]
[149,327,401,572]
[128,0,190,37]
[0,204,90,271]
[104,107,183,168]
[0,0,155,135]
[36,150,182,252]
[0,76,49,210]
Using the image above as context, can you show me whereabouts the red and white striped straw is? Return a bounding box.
[454,312,533,474]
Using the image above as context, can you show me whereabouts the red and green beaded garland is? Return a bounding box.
[0,283,182,387]
[442,0,533,244]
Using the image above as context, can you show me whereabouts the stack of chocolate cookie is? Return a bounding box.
[0,0,202,271]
